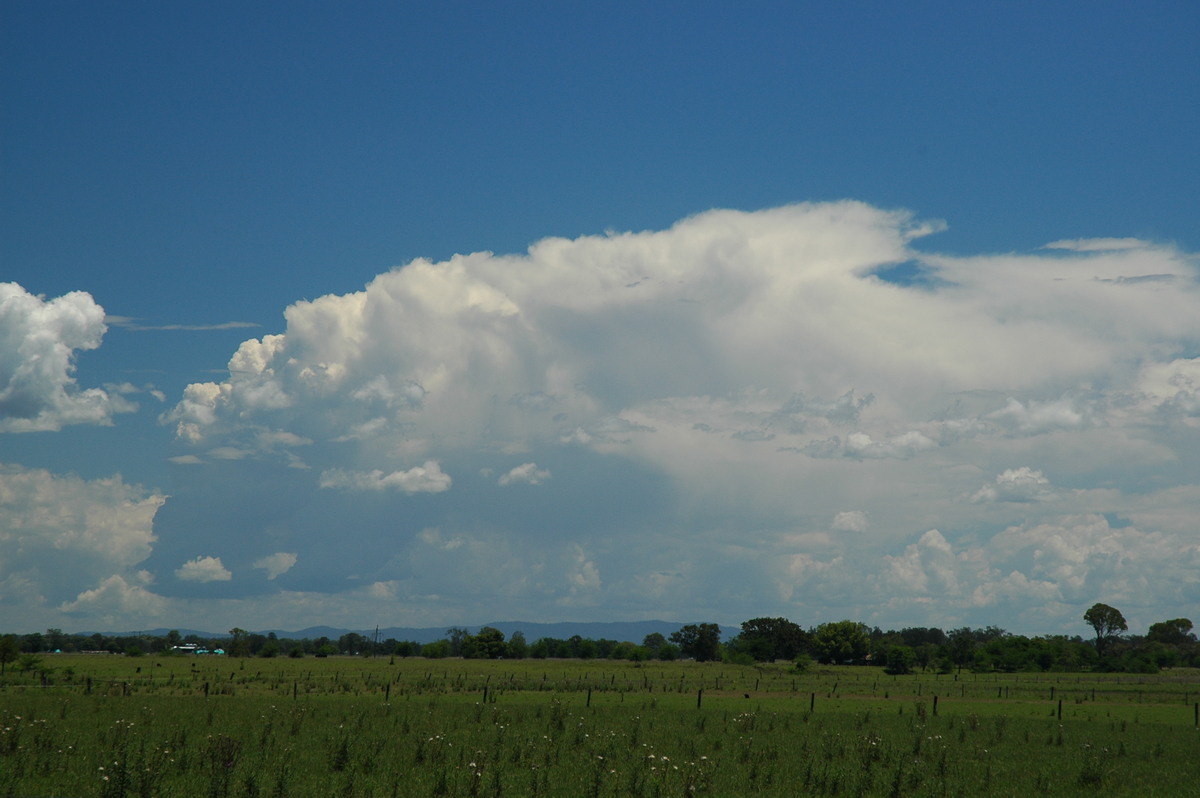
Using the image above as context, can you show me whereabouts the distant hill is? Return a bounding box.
[277,620,697,645]
[81,620,704,644]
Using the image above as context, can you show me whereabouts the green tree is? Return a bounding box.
[44,628,68,652]
[446,627,470,657]
[337,632,365,655]
[945,627,977,672]
[463,626,506,659]
[0,634,18,676]
[811,620,870,664]
[259,632,281,658]
[642,632,667,654]
[883,645,916,675]
[1147,618,1194,646]
[736,617,807,662]
[670,623,722,662]
[422,640,450,658]
[506,630,528,659]
[1084,603,1127,656]
[227,628,251,657]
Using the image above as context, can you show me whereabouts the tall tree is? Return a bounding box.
[811,620,870,664]
[737,617,807,662]
[446,627,470,657]
[506,630,528,659]
[1147,618,1194,646]
[227,628,251,657]
[1083,603,1127,656]
[463,626,506,659]
[642,632,667,653]
[0,635,18,676]
[670,623,722,662]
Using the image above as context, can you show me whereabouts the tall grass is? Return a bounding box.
[2,657,1197,796]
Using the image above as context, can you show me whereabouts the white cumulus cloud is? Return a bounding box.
[0,283,133,432]
[253,552,298,580]
[972,467,1057,503]
[831,511,869,532]
[498,462,552,486]
[318,461,451,493]
[175,556,233,583]
[0,463,165,624]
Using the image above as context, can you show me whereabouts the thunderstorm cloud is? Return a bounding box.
[7,203,1200,633]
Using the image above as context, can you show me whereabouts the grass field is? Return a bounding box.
[2,655,1198,796]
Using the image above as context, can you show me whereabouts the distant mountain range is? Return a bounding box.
[82,620,707,644]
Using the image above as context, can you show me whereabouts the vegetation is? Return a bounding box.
[2,654,1198,796]
[4,604,1197,675]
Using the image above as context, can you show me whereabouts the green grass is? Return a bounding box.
[2,657,1198,796]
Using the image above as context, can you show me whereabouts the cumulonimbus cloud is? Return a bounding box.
[149,201,1200,631]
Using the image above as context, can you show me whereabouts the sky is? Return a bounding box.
[2,2,1199,638]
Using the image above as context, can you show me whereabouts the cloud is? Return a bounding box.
[498,462,552,486]
[106,316,260,332]
[1044,238,1148,252]
[988,396,1097,436]
[253,552,298,579]
[972,467,1056,503]
[318,461,451,493]
[132,202,1200,633]
[831,511,869,532]
[0,463,165,616]
[59,573,168,621]
[175,556,233,582]
[0,283,134,432]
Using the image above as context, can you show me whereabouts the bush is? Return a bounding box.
[883,645,915,675]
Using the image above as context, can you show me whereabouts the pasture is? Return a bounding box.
[2,655,1197,796]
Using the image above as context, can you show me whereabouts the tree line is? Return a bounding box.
[2,604,1195,675]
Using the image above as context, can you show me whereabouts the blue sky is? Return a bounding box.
[2,2,1198,637]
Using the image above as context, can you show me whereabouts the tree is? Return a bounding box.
[463,626,506,659]
[811,620,870,664]
[446,627,470,657]
[338,632,366,655]
[227,628,251,657]
[1147,618,1194,647]
[642,633,667,654]
[670,623,722,662]
[45,628,68,652]
[883,645,916,675]
[1084,603,1127,656]
[736,617,807,662]
[506,630,528,659]
[945,627,977,672]
[0,635,18,676]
